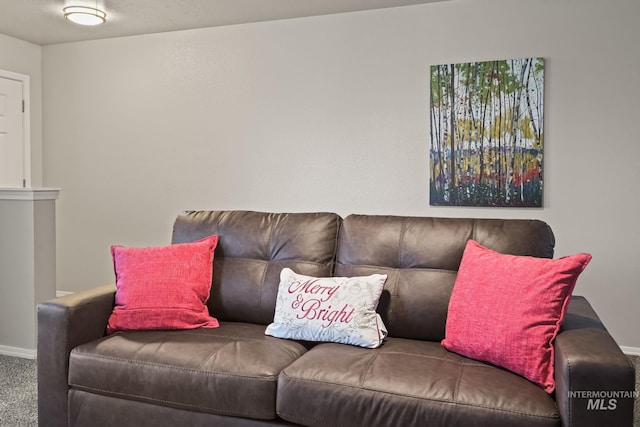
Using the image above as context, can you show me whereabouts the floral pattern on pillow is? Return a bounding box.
[265,268,388,348]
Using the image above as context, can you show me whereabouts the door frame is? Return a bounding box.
[0,69,31,188]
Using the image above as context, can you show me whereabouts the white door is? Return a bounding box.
[0,76,25,187]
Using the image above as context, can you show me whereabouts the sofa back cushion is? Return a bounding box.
[172,210,341,325]
[335,215,555,341]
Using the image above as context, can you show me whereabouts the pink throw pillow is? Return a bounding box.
[441,240,591,393]
[106,235,220,334]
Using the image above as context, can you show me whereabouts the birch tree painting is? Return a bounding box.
[429,58,544,207]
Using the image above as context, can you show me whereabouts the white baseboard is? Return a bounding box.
[0,345,37,359]
[1,291,74,359]
[56,290,74,297]
[621,346,640,356]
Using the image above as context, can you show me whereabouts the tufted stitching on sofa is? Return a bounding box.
[214,256,328,267]
[357,353,379,388]
[278,371,560,425]
[385,270,401,330]
[259,219,277,318]
[331,215,341,276]
[335,263,458,275]
[70,352,280,381]
[197,340,233,370]
[256,262,269,323]
[69,350,281,418]
[71,385,272,418]
[397,216,408,268]
[452,358,464,406]
[128,338,152,361]
[471,219,478,243]
[277,338,562,427]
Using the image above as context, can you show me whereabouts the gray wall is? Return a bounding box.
[40,0,640,349]
[0,34,47,356]
[0,196,57,355]
[0,200,36,351]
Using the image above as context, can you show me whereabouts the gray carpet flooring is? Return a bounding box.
[0,354,638,426]
[0,354,37,427]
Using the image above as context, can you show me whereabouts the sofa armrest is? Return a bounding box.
[37,284,116,427]
[554,296,636,427]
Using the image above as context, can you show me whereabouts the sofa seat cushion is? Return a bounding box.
[68,322,308,420]
[277,337,561,427]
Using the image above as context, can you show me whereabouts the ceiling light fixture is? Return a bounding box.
[63,5,106,26]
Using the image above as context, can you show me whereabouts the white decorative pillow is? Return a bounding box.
[265,268,388,348]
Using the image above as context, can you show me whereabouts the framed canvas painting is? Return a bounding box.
[429,58,544,207]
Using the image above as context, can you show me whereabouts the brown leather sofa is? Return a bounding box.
[37,210,636,427]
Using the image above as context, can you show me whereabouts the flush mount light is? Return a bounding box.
[63,5,106,26]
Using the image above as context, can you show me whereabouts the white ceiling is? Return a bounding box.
[0,0,447,46]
